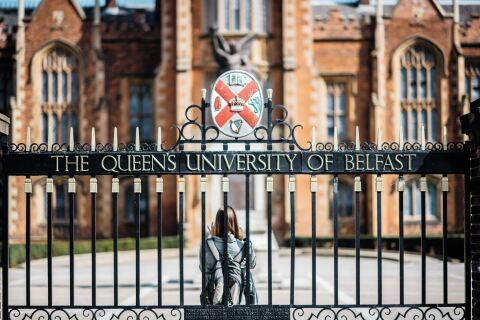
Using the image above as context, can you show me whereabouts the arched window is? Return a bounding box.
[204,0,268,33]
[400,45,438,142]
[326,82,347,141]
[40,46,80,144]
[466,62,479,102]
[129,84,153,142]
[403,176,439,218]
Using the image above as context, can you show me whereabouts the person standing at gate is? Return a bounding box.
[199,206,258,305]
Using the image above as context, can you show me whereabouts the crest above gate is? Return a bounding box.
[210,70,264,138]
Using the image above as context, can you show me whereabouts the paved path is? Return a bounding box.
[3,248,465,306]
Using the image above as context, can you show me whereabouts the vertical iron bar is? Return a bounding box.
[25,177,31,306]
[311,176,317,306]
[290,175,296,306]
[442,174,448,304]
[421,176,426,305]
[355,176,361,305]
[47,177,53,306]
[200,92,207,306]
[333,175,339,306]
[201,175,206,305]
[245,173,251,305]
[91,180,97,306]
[222,174,228,306]
[157,178,163,306]
[376,175,382,305]
[69,183,75,306]
[268,176,273,305]
[112,180,119,306]
[1,161,9,320]
[398,175,405,305]
[465,142,471,320]
[134,182,141,306]
[179,176,185,306]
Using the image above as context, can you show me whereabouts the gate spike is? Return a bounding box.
[69,127,74,151]
[311,126,316,151]
[201,88,206,100]
[399,125,404,151]
[157,127,162,151]
[135,127,140,151]
[26,127,31,152]
[421,125,426,150]
[355,126,360,151]
[47,122,52,151]
[333,126,338,151]
[91,127,96,152]
[376,128,382,150]
[267,89,273,100]
[442,126,447,150]
[113,127,118,151]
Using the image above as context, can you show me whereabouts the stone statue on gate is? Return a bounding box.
[210,27,256,75]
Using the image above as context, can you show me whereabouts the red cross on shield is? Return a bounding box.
[210,70,264,138]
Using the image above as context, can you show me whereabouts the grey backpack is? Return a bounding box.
[205,239,245,305]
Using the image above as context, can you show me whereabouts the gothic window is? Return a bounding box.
[326,82,347,141]
[204,0,268,33]
[129,84,153,142]
[329,179,354,218]
[123,181,149,222]
[400,45,438,142]
[40,47,80,144]
[403,176,439,219]
[0,62,12,114]
[466,62,480,102]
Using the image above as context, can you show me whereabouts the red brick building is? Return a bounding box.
[0,0,479,246]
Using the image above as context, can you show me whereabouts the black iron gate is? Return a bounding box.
[0,94,471,319]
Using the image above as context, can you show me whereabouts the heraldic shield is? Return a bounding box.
[210,70,264,138]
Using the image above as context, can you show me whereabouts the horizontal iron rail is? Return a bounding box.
[3,150,468,175]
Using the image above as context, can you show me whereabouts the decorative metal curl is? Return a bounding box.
[291,306,465,320]
[8,308,183,320]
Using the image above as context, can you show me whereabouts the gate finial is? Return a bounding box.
[355,126,360,151]
[267,89,273,100]
[135,127,140,151]
[26,127,31,152]
[333,126,338,151]
[91,128,96,152]
[201,88,206,100]
[311,126,316,150]
[442,126,447,150]
[399,125,404,150]
[421,125,426,150]
[113,127,118,151]
[157,127,162,151]
[47,123,52,151]
[69,127,75,151]
[376,128,382,150]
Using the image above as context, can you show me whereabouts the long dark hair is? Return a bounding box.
[213,206,244,240]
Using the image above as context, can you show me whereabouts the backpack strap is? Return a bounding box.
[206,238,221,261]
[232,240,247,264]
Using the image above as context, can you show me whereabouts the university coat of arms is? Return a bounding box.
[210,70,263,138]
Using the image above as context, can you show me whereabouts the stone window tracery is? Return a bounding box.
[465,62,480,102]
[326,82,347,141]
[400,45,438,142]
[129,83,153,142]
[403,176,439,219]
[329,178,354,219]
[40,47,79,144]
[204,0,268,34]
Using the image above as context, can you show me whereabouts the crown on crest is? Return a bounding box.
[228,96,245,112]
